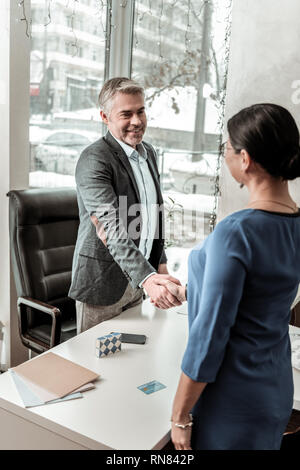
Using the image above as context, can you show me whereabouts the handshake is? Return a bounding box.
[142,273,186,309]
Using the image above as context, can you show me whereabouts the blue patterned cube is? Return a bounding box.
[96,333,122,358]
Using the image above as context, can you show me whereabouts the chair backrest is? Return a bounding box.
[8,188,79,335]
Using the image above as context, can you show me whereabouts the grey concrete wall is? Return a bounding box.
[219,0,300,220]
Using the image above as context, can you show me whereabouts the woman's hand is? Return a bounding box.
[171,373,207,451]
[171,421,192,450]
[165,282,186,302]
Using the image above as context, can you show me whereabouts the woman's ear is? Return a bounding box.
[240,149,251,171]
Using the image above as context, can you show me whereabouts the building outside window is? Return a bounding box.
[29,0,106,187]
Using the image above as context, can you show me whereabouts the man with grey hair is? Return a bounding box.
[69,77,182,333]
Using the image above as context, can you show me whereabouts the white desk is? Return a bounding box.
[0,301,188,450]
[0,302,299,450]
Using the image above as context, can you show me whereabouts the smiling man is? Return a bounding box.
[69,77,182,333]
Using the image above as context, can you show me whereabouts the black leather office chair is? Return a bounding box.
[290,300,300,328]
[281,427,300,449]
[7,188,79,354]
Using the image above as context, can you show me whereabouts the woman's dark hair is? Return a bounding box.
[227,103,300,180]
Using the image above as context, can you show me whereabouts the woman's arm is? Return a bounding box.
[171,372,207,450]
[171,220,250,450]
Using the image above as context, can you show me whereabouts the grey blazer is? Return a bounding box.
[68,131,167,306]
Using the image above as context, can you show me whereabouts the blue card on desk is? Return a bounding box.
[138,380,166,395]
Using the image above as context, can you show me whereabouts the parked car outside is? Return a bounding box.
[32,129,99,175]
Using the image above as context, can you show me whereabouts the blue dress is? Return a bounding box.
[181,209,300,450]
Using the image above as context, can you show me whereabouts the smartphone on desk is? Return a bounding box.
[111,332,146,344]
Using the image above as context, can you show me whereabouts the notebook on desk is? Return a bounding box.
[12,352,99,402]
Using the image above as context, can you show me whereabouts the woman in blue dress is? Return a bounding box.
[167,103,300,450]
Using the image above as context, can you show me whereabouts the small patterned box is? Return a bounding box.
[95,333,122,358]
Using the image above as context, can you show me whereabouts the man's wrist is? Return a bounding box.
[139,272,156,288]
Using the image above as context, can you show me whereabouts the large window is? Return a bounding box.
[29,0,107,187]
[131,0,230,280]
[28,0,231,280]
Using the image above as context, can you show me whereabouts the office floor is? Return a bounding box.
[162,409,300,450]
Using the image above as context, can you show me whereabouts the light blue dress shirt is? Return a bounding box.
[112,134,158,285]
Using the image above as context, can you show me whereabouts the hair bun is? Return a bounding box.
[279,146,300,180]
[227,104,300,181]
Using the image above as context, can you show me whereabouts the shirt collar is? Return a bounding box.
[111,133,147,161]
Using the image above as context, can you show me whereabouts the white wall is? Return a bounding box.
[219,0,300,220]
[0,1,30,369]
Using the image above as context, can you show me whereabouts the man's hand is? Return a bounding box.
[150,280,186,308]
[157,265,186,303]
[142,274,182,309]
[91,215,107,246]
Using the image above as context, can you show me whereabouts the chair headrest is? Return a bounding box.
[7,188,78,225]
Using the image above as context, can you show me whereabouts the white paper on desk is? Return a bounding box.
[9,370,83,408]
[12,371,58,402]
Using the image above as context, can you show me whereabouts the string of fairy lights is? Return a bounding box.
[16,0,32,37]
[133,0,201,61]
[16,0,232,232]
[209,0,233,232]
[132,0,233,231]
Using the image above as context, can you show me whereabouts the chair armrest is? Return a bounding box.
[17,296,62,353]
